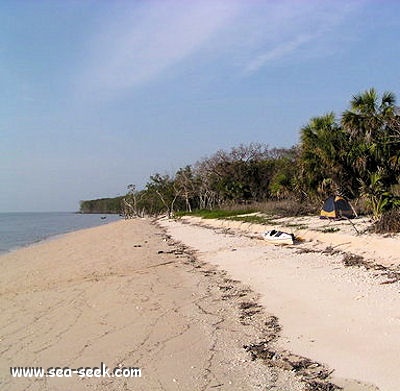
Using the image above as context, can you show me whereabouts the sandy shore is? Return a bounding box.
[2,216,399,391]
[1,219,308,391]
[160,216,400,391]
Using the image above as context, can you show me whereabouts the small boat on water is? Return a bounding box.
[262,229,294,245]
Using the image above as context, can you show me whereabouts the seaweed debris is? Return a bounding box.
[243,342,341,391]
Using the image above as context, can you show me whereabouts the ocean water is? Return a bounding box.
[0,212,121,255]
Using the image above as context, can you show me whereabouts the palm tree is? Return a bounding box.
[341,88,396,142]
[299,112,350,198]
[342,89,400,217]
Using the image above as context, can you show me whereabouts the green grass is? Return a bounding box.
[175,209,256,219]
[283,223,309,229]
[175,209,281,225]
[320,227,341,233]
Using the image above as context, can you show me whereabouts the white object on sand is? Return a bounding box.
[262,229,294,245]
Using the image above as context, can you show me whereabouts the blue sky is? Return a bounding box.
[1,0,400,212]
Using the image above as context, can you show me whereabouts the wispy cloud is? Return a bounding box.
[75,0,364,99]
[244,34,314,73]
[237,1,362,74]
[77,0,241,98]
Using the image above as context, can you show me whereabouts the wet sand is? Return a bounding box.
[1,219,307,391]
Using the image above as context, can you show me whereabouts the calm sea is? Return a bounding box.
[0,212,121,255]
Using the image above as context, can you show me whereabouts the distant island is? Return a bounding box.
[79,197,123,214]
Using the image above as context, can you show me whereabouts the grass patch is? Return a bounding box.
[320,227,341,233]
[175,209,256,219]
[175,199,319,221]
[255,199,317,217]
[283,223,309,229]
[177,209,279,225]
[227,215,278,225]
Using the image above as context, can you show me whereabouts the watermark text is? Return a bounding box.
[10,362,141,379]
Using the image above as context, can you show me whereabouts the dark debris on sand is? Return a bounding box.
[156,220,343,391]
[243,342,341,391]
[296,245,400,285]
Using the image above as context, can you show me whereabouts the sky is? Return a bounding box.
[1,0,400,212]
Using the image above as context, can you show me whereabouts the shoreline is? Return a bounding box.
[0,212,121,256]
[2,216,399,390]
[0,219,305,390]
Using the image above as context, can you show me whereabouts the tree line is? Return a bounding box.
[80,89,400,220]
[80,197,123,214]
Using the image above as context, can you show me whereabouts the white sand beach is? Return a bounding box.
[1,219,305,391]
[1,216,400,390]
[160,215,400,391]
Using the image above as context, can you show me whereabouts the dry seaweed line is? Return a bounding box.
[157,221,342,390]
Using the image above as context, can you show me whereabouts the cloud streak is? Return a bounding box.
[244,34,314,73]
[76,0,364,99]
[78,1,241,98]
[237,1,362,73]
